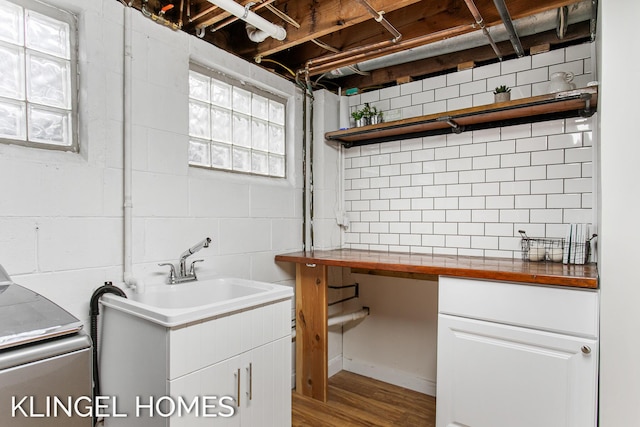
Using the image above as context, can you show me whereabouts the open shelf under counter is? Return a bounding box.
[325,86,598,147]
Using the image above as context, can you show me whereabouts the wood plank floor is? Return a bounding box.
[292,371,436,427]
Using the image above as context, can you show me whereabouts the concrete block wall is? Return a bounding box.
[0,0,302,325]
[343,43,596,257]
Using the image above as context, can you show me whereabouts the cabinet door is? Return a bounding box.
[436,314,598,427]
[169,356,241,427]
[240,337,291,427]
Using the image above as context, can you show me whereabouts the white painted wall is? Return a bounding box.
[0,0,303,327]
[597,0,640,424]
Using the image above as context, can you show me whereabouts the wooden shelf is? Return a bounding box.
[325,86,598,147]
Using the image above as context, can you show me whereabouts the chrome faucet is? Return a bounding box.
[159,237,211,284]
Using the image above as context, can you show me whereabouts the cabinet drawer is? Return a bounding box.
[169,299,291,379]
[439,276,598,338]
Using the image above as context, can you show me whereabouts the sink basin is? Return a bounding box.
[100,277,293,327]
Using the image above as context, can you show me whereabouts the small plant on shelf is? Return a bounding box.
[493,85,511,102]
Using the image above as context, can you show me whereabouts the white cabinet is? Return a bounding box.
[436,277,599,427]
[101,299,291,427]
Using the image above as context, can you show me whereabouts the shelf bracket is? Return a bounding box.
[437,116,464,134]
[328,283,359,306]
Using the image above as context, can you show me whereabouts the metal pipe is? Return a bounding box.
[463,0,502,60]
[305,24,475,76]
[326,1,592,79]
[492,0,524,57]
[355,0,402,43]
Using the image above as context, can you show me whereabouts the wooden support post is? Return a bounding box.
[295,263,328,402]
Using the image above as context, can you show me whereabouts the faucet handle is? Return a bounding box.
[158,263,177,282]
[189,259,204,275]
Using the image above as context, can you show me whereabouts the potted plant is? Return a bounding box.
[351,109,365,127]
[493,85,511,103]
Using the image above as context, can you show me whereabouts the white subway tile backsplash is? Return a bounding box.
[501,56,532,74]
[401,138,423,151]
[565,177,592,193]
[487,74,517,92]
[500,181,530,195]
[487,140,516,155]
[515,194,546,209]
[473,155,503,171]
[447,96,473,111]
[501,152,530,168]
[447,184,472,197]
[565,147,592,163]
[459,196,485,209]
[532,49,565,68]
[460,79,487,96]
[547,163,581,179]
[486,168,515,182]
[423,75,447,90]
[531,149,564,165]
[473,62,501,80]
[517,67,549,85]
[531,179,564,194]
[391,95,412,109]
[501,124,532,140]
[473,92,494,106]
[447,158,473,171]
[435,85,460,101]
[547,194,582,208]
[412,90,435,105]
[379,85,401,100]
[343,45,594,257]
[459,169,486,183]
[549,60,583,77]
[460,143,487,158]
[389,175,411,187]
[517,136,548,152]
[532,119,565,136]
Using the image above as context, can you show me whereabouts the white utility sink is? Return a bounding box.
[100,277,293,327]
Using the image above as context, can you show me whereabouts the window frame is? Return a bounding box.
[0,0,79,152]
[188,62,287,178]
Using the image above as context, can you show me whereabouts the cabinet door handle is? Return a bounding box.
[236,368,241,406]
[581,345,592,355]
[249,362,253,401]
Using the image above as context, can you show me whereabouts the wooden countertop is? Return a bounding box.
[275,249,598,289]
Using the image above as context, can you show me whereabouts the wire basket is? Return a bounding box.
[519,230,597,264]
[519,230,564,262]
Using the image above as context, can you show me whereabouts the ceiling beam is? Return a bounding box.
[223,0,425,60]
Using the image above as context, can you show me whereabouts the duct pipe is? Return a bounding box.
[305,24,475,76]
[463,0,502,60]
[326,0,592,78]
[492,0,524,57]
[204,0,286,41]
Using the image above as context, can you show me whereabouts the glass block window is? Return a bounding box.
[188,65,286,178]
[0,0,77,150]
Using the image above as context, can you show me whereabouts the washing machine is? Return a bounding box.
[0,264,92,426]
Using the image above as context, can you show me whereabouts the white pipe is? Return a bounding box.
[122,6,142,292]
[328,307,370,327]
[291,308,370,339]
[246,23,269,43]
[205,0,286,41]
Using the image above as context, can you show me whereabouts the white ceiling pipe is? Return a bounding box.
[205,0,286,41]
[246,23,269,42]
[328,0,591,78]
